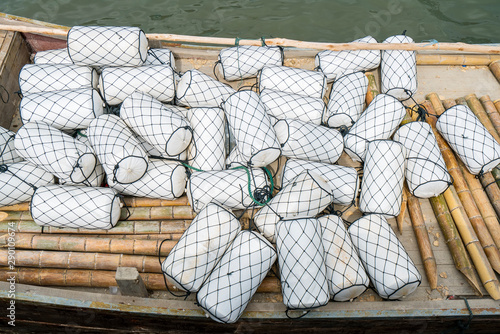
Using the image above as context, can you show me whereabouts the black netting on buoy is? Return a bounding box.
[30,184,121,230]
[33,48,72,65]
[348,214,421,300]
[436,104,500,175]
[145,48,176,69]
[0,126,22,165]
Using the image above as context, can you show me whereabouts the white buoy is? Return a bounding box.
[197,230,276,323]
[381,35,417,100]
[99,65,176,105]
[187,168,270,213]
[20,88,104,131]
[315,35,381,82]
[87,114,148,184]
[176,69,236,108]
[67,26,148,67]
[258,65,327,99]
[215,45,283,81]
[274,118,343,164]
[0,126,22,165]
[0,161,54,207]
[15,121,97,184]
[145,48,176,69]
[108,159,186,200]
[349,214,421,300]
[324,71,368,129]
[186,107,226,171]
[120,91,192,158]
[33,48,72,65]
[393,121,451,197]
[19,64,98,95]
[436,104,500,175]
[344,93,406,162]
[260,89,325,125]
[281,158,359,206]
[31,184,121,230]
[223,90,281,167]
[162,203,241,292]
[276,218,329,310]
[253,170,333,243]
[318,215,369,301]
[360,140,405,218]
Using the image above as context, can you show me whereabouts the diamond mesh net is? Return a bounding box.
[0,126,22,165]
[276,218,329,310]
[20,88,104,132]
[359,140,405,217]
[344,93,406,162]
[324,71,368,129]
[260,89,325,125]
[87,114,148,184]
[30,184,121,230]
[315,35,381,82]
[274,118,343,164]
[215,45,283,81]
[67,26,148,67]
[258,65,327,99]
[145,48,176,69]
[348,214,421,300]
[393,121,451,197]
[33,48,72,65]
[15,121,97,184]
[162,203,241,292]
[318,215,369,301]
[436,104,500,175]
[197,230,277,323]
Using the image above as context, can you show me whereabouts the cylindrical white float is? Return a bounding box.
[176,69,236,108]
[344,93,406,162]
[254,170,333,243]
[274,118,343,164]
[258,65,327,99]
[281,158,359,206]
[0,126,22,165]
[99,65,176,105]
[30,184,121,230]
[14,121,97,184]
[276,218,329,310]
[19,64,98,95]
[162,203,241,292]
[19,88,104,131]
[360,140,405,217]
[67,26,148,67]
[145,48,176,69]
[33,48,72,65]
[223,90,281,167]
[436,104,500,175]
[215,45,283,81]
[0,161,54,207]
[349,214,422,300]
[87,114,148,184]
[260,89,325,125]
[393,121,451,197]
[381,35,417,100]
[186,107,226,171]
[315,35,381,82]
[197,230,277,323]
[317,215,369,301]
[187,168,270,213]
[325,71,368,129]
[120,91,192,158]
[108,159,186,200]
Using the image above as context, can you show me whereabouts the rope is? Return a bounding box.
[0,84,9,104]
[158,239,191,299]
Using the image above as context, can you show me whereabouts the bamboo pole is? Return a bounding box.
[406,186,438,290]
[0,268,281,293]
[0,233,173,256]
[479,95,500,138]
[416,54,500,66]
[424,97,500,275]
[465,94,500,143]
[2,23,500,53]
[0,249,161,273]
[495,100,500,114]
[428,194,482,295]
[489,60,500,83]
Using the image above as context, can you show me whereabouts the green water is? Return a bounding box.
[1,0,499,44]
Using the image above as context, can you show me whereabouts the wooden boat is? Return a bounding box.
[1,12,500,333]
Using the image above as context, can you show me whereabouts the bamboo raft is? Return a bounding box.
[1,12,500,333]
